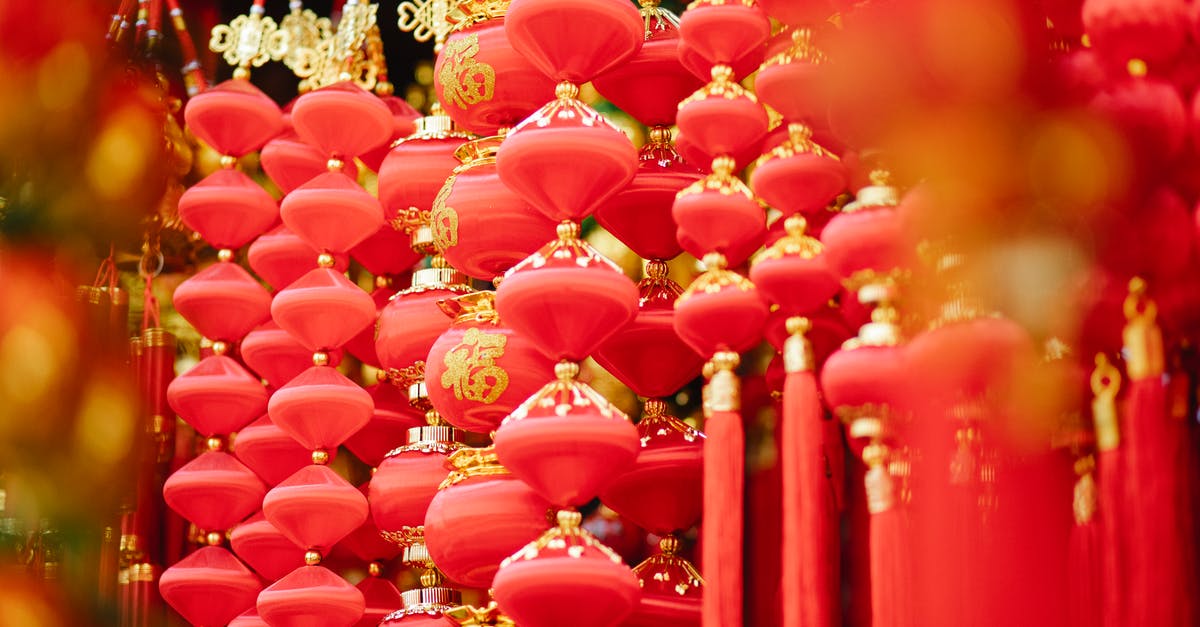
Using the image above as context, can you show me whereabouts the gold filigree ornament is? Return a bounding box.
[279,5,332,78]
[632,535,704,596]
[439,445,510,489]
[444,601,517,627]
[677,155,755,200]
[679,64,759,109]
[398,0,457,50]
[209,6,290,79]
[439,33,497,110]
[764,26,828,69]
[502,361,628,424]
[301,0,383,91]
[753,214,823,264]
[501,510,626,567]
[677,253,755,304]
[441,327,509,404]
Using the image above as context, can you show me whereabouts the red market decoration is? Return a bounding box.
[350,226,423,279]
[376,278,474,382]
[505,0,643,84]
[750,125,845,218]
[754,28,830,125]
[677,0,770,78]
[184,79,284,157]
[672,161,767,267]
[268,365,373,452]
[626,537,704,627]
[378,115,470,227]
[241,321,322,390]
[750,215,840,318]
[167,354,268,437]
[235,416,327,488]
[178,168,278,250]
[279,171,385,254]
[263,464,370,554]
[758,0,834,28]
[424,291,557,434]
[270,266,376,352]
[355,575,405,627]
[343,283,399,369]
[248,225,348,292]
[673,259,769,358]
[231,512,308,581]
[262,132,358,195]
[359,95,423,172]
[675,67,769,168]
[173,261,272,342]
[291,81,395,159]
[160,546,263,627]
[369,426,463,545]
[162,450,266,533]
[342,383,426,468]
[1081,0,1188,66]
[257,564,366,627]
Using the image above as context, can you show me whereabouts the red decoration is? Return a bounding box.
[676,81,769,167]
[673,267,769,357]
[257,565,366,627]
[263,465,369,553]
[350,226,423,279]
[178,168,279,250]
[595,137,700,261]
[592,262,704,399]
[160,546,262,627]
[505,0,643,84]
[1090,73,1187,166]
[341,484,403,565]
[343,283,399,369]
[758,0,833,27]
[424,456,552,589]
[355,576,405,627]
[750,215,840,318]
[495,225,639,361]
[1081,0,1188,66]
[167,355,268,437]
[279,171,384,254]
[342,384,426,468]
[242,322,323,390]
[598,401,704,535]
[369,427,462,541]
[231,512,307,581]
[432,137,558,281]
[377,283,474,378]
[378,126,468,226]
[434,18,557,135]
[235,416,328,487]
[248,225,348,292]
[750,127,845,218]
[496,92,638,223]
[672,171,766,267]
[270,267,376,352]
[173,261,272,341]
[268,365,373,452]
[424,291,557,434]
[290,82,395,159]
[184,79,283,157]
[359,96,422,173]
[626,539,703,627]
[677,0,770,78]
[162,450,266,532]
[262,132,358,195]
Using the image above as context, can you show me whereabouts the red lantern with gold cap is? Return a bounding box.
[167,353,268,437]
[369,425,463,548]
[242,321,329,390]
[160,546,263,627]
[248,225,348,292]
[343,383,426,468]
[231,512,307,581]
[184,78,283,158]
[235,416,322,487]
[262,131,359,196]
[177,168,278,251]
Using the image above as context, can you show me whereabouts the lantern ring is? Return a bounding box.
[138,250,164,278]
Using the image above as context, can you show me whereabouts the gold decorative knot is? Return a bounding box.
[279,7,332,78]
[441,327,509,404]
[439,33,496,110]
[210,11,289,76]
[444,602,516,627]
[1090,353,1121,452]
[398,0,456,50]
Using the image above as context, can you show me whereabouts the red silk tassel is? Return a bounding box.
[1067,455,1100,627]
[1121,280,1195,626]
[863,440,912,627]
[1091,353,1123,627]
[702,351,744,627]
[782,319,838,627]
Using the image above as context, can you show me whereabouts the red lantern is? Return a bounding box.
[263,464,369,554]
[673,259,770,357]
[290,81,395,159]
[184,79,283,157]
[751,125,845,218]
[235,416,322,487]
[231,512,307,581]
[231,608,271,627]
[423,448,552,589]
[495,223,639,362]
[343,282,399,369]
[342,383,426,468]
[268,365,373,453]
[677,0,771,79]
[173,261,272,342]
[257,564,366,627]
[1082,0,1188,66]
[369,426,463,546]
[350,226,423,280]
[819,172,908,287]
[262,132,358,196]
[672,162,767,267]
[758,0,834,27]
[598,400,704,535]
[430,136,558,281]
[167,354,268,437]
[160,546,263,627]
[359,95,423,173]
[434,15,558,135]
[279,171,385,254]
[505,0,643,85]
[424,291,557,434]
[754,28,831,126]
[595,133,701,262]
[380,588,461,626]
[376,270,474,385]
[494,362,640,509]
[492,511,640,627]
[242,321,325,390]
[676,72,769,167]
[355,575,405,627]
[270,266,376,352]
[592,262,705,400]
[378,115,470,228]
[162,450,266,533]
[750,215,840,318]
[178,168,279,250]
[248,225,348,292]
[625,537,703,627]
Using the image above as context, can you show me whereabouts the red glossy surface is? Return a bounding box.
[379,136,467,223]
[263,465,369,552]
[424,474,552,589]
[271,267,376,352]
[163,451,266,532]
[248,225,348,291]
[231,512,307,581]
[350,226,423,278]
[505,0,643,83]
[173,261,272,341]
[257,564,366,627]
[355,577,404,627]
[235,416,318,487]
[343,285,398,368]
[673,280,769,356]
[342,484,403,564]
[178,168,279,249]
[677,3,770,76]
[435,18,557,135]
[262,132,358,195]
[493,549,640,627]
[342,383,425,467]
[241,321,316,389]
[370,446,455,534]
[1082,0,1187,66]
[268,365,373,451]
[359,96,422,172]
[593,15,703,127]
[184,79,283,156]
[819,206,908,280]
[377,287,471,373]
[676,91,768,164]
[750,249,840,319]
[751,148,846,217]
[755,56,828,125]
[279,171,384,254]
[167,354,268,436]
[594,142,700,261]
[160,546,262,627]
[291,82,394,158]
[758,0,834,26]
[673,185,766,267]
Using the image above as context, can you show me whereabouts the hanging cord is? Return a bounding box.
[140,221,165,331]
[93,243,120,294]
[164,0,208,95]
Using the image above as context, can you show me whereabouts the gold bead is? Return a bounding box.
[326,157,345,172]
[555,81,580,100]
[312,351,330,367]
[710,64,734,83]
[643,399,667,418]
[368,562,382,577]
[785,316,810,336]
[219,155,237,169]
[206,531,222,546]
[554,360,580,381]
[648,125,671,145]
[645,260,669,280]
[659,535,680,555]
[233,66,250,80]
[710,155,736,176]
[211,341,229,356]
[317,253,335,268]
[217,248,234,263]
[556,221,580,241]
[701,252,727,270]
[783,214,807,236]
[556,509,583,529]
[304,550,322,565]
[206,436,225,452]
[312,449,330,465]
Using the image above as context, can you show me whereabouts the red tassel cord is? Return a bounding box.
[1067,453,1101,627]
[862,436,913,627]
[1090,353,1123,627]
[782,318,839,627]
[1120,279,1195,627]
[702,351,744,627]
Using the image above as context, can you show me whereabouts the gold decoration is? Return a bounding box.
[703,351,741,415]
[398,0,456,50]
[441,327,509,404]
[631,535,705,596]
[279,6,332,77]
[439,33,497,110]
[1073,455,1097,525]
[763,26,827,68]
[440,445,510,489]
[429,174,460,251]
[1090,353,1121,452]
[501,510,627,567]
[783,316,814,374]
[445,601,517,627]
[209,10,289,78]
[638,0,680,38]
[502,364,629,426]
[299,1,383,92]
[753,214,823,264]
[1122,277,1163,380]
[678,64,759,109]
[862,442,895,514]
[677,265,756,303]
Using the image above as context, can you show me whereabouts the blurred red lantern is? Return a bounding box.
[423,448,552,588]
[505,0,643,84]
[758,0,834,27]
[820,172,908,288]
[163,450,267,533]
[754,28,831,126]
[1090,72,1187,168]
[160,546,263,627]
[430,136,558,281]
[1082,0,1188,67]
[592,261,705,399]
[677,0,771,79]
[369,426,463,545]
[424,291,557,434]
[676,68,770,167]
[167,354,268,436]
